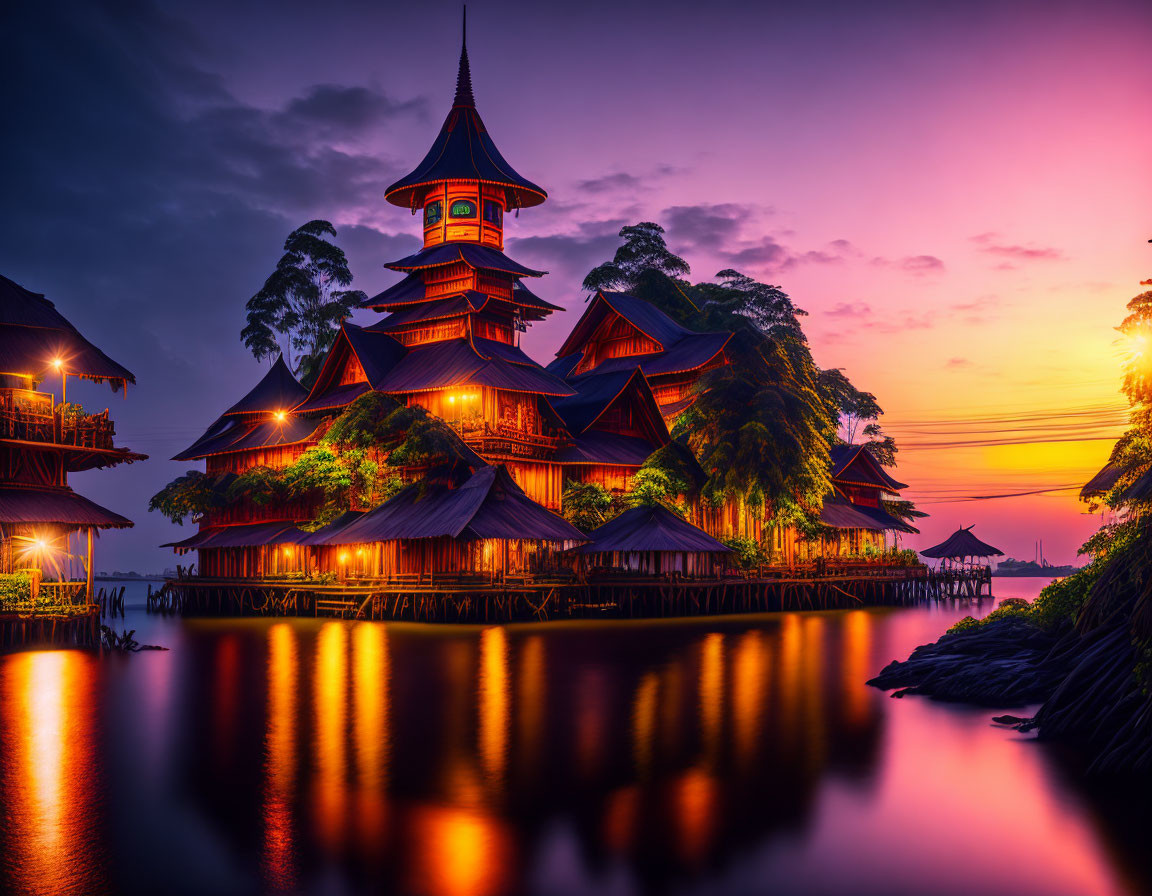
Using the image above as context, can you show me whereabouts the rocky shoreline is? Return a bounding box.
[869,616,1151,773]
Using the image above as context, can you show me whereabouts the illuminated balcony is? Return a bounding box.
[0,388,116,451]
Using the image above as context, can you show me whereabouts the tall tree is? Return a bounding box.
[241,220,366,387]
[817,367,898,466]
[582,223,691,294]
[583,224,837,527]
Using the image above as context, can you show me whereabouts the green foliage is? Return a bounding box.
[1029,564,1101,631]
[561,480,618,532]
[624,468,687,516]
[242,220,367,385]
[0,571,33,609]
[148,470,226,525]
[226,465,288,507]
[946,597,1034,634]
[720,536,770,570]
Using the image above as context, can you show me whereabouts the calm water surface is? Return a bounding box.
[1,579,1150,896]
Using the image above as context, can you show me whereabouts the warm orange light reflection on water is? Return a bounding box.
[0,651,102,895]
[353,621,390,850]
[406,805,513,896]
[1,593,1147,896]
[263,623,298,888]
[313,621,348,850]
[478,626,508,790]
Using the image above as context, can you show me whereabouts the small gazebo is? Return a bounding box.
[920,526,1003,570]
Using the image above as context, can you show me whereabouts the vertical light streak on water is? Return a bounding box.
[514,634,544,785]
[699,632,725,767]
[353,621,389,851]
[478,626,509,793]
[631,671,659,779]
[842,610,875,730]
[801,615,828,772]
[262,622,298,889]
[732,630,767,772]
[776,613,802,755]
[313,621,348,852]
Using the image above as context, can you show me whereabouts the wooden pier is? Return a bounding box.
[0,604,102,650]
[150,564,994,624]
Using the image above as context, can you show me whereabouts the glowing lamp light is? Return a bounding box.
[51,357,63,370]
[283,548,292,558]
[448,395,456,405]
[273,410,287,422]
[339,552,349,564]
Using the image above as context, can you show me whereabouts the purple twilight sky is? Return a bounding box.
[3,0,1150,570]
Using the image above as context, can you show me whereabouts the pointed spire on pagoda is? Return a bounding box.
[454,6,474,108]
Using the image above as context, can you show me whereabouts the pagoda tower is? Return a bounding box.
[299,15,574,509]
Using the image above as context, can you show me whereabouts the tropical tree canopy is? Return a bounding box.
[241,220,366,387]
[582,222,692,294]
[579,226,841,526]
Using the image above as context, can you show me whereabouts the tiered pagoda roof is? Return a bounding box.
[383,15,547,212]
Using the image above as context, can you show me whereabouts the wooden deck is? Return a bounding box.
[150,565,993,624]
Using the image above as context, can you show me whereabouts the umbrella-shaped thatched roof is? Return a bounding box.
[920,526,1003,559]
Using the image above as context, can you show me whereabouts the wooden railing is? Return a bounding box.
[0,581,91,615]
[0,389,116,450]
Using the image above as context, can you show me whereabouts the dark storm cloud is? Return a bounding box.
[0,0,427,568]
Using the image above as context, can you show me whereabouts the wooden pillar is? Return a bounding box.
[85,526,94,602]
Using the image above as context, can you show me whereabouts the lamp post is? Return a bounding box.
[52,357,66,404]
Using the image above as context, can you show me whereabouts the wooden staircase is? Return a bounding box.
[314,597,360,618]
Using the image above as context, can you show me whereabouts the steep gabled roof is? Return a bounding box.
[829,443,907,492]
[550,368,669,444]
[557,291,693,357]
[920,526,1003,559]
[222,356,308,416]
[0,274,135,389]
[384,242,545,278]
[313,465,581,545]
[555,291,732,381]
[295,324,406,414]
[384,22,546,211]
[573,504,731,554]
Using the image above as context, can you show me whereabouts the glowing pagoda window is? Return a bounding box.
[483,200,502,225]
[450,200,476,218]
[424,201,443,225]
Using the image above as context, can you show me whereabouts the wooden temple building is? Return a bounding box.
[162,23,919,605]
[0,274,143,645]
